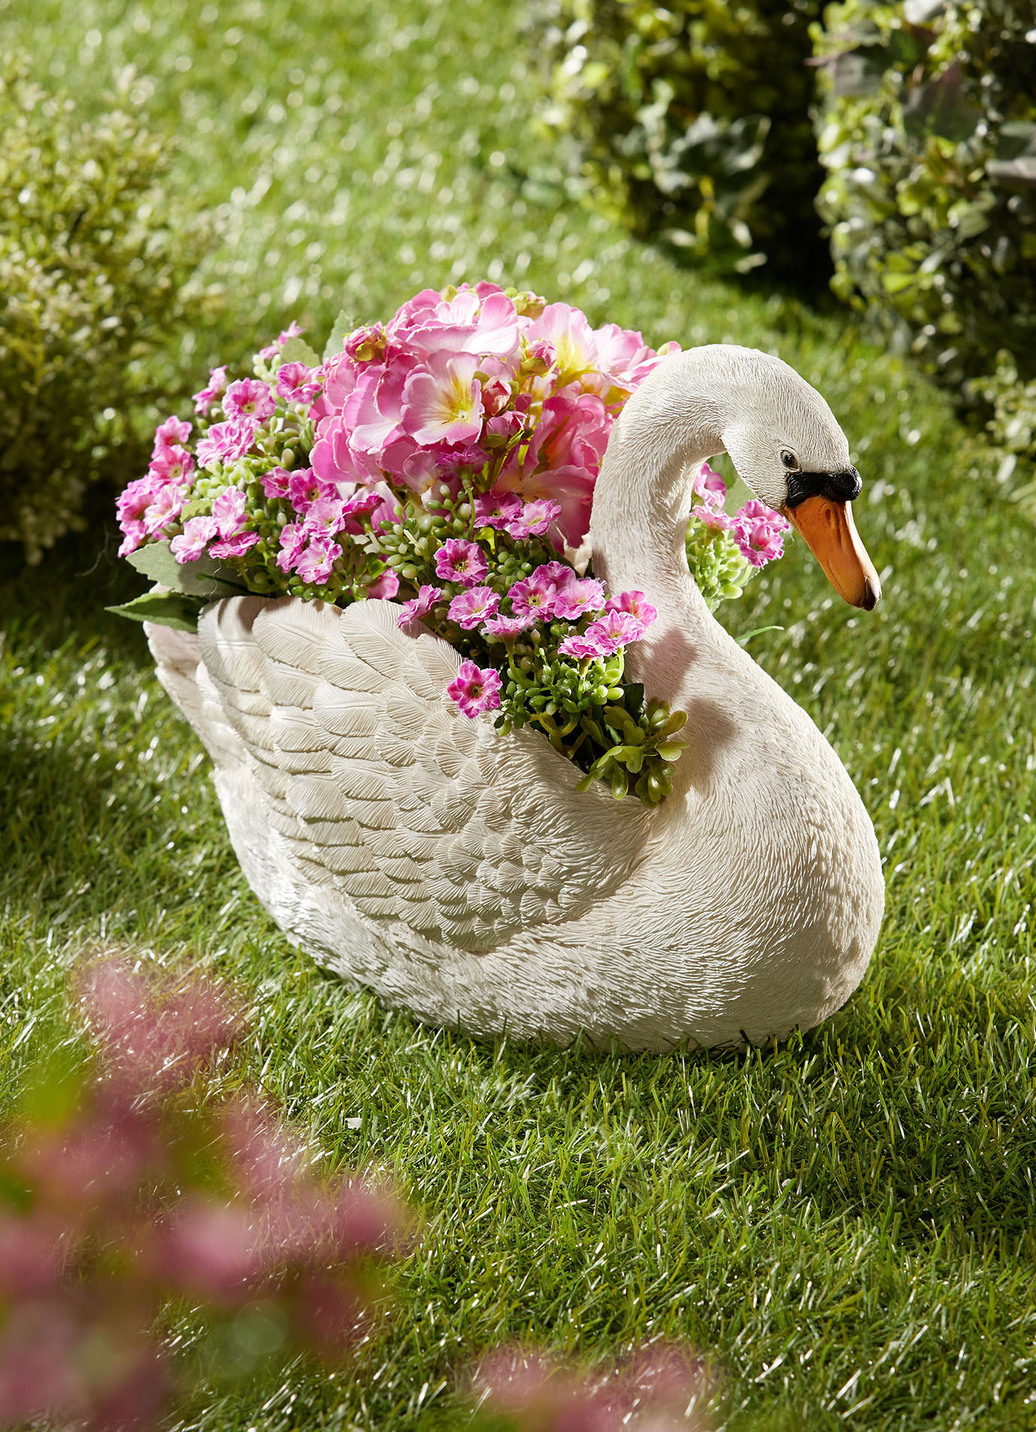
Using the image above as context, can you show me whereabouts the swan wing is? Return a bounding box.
[194,595,650,955]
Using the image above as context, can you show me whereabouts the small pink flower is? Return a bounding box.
[558,631,610,660]
[507,562,573,620]
[301,496,348,539]
[142,483,187,537]
[506,497,561,539]
[196,417,260,466]
[276,521,307,572]
[261,466,293,498]
[288,469,337,512]
[733,500,789,567]
[212,488,248,539]
[582,608,646,654]
[149,446,195,484]
[366,570,400,600]
[447,660,502,718]
[170,515,218,563]
[474,488,523,531]
[397,584,444,631]
[295,535,339,585]
[276,362,322,405]
[448,586,501,630]
[434,538,488,587]
[605,590,658,628]
[152,416,193,455]
[193,365,228,415]
[482,612,536,641]
[694,462,727,506]
[551,577,606,621]
[210,530,260,560]
[223,379,276,422]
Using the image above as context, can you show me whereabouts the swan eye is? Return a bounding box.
[781,450,798,470]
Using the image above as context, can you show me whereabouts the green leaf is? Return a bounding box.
[126,541,245,598]
[322,309,354,362]
[278,336,321,367]
[106,591,203,632]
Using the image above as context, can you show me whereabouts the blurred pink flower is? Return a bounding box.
[192,365,228,416]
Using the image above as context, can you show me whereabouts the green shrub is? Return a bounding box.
[813,0,1036,413]
[0,58,216,563]
[531,0,828,283]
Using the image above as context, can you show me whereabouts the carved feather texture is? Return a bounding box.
[192,596,648,955]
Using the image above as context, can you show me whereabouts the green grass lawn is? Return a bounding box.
[2,0,1036,1428]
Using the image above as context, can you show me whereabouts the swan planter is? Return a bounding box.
[116,288,884,1051]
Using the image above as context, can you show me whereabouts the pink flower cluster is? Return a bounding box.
[116,416,196,557]
[691,462,790,567]
[407,557,658,718]
[309,282,675,553]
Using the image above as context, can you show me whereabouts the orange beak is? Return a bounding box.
[780,495,881,610]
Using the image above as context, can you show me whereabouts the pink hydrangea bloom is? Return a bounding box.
[447,660,502,718]
[400,352,485,447]
[551,577,606,621]
[223,379,276,422]
[192,365,228,416]
[448,586,501,630]
[397,584,444,631]
[171,516,218,564]
[434,538,488,587]
[366,570,400,600]
[196,417,259,467]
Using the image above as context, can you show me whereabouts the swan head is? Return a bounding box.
[713,350,882,611]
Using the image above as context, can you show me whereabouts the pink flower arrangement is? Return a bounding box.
[115,285,786,804]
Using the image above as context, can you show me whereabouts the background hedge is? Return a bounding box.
[531,0,829,284]
[0,58,215,562]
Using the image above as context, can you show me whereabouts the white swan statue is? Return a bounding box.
[146,345,885,1051]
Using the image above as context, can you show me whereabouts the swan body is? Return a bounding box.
[147,345,885,1051]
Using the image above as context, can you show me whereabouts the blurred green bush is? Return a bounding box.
[0,57,216,563]
[813,0,1036,459]
[531,0,828,284]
